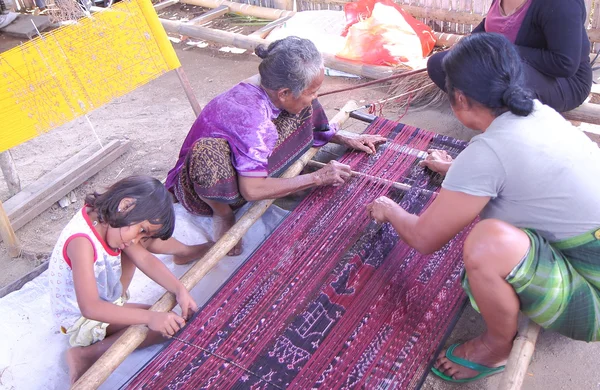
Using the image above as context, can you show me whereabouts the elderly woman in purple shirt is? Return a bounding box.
[165,37,385,255]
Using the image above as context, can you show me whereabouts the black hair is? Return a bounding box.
[442,33,534,117]
[85,175,175,240]
[254,36,323,97]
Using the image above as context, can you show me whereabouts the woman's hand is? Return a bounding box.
[148,311,186,338]
[419,149,453,174]
[313,160,352,186]
[335,133,387,154]
[366,196,399,224]
[175,286,198,321]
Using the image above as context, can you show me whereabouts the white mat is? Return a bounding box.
[0,203,288,390]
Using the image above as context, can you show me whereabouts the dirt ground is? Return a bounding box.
[1,15,600,389]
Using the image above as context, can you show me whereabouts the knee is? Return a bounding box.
[427,52,448,91]
[463,219,525,273]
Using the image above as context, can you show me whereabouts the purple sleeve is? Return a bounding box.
[231,118,278,178]
[313,123,338,147]
[310,99,337,147]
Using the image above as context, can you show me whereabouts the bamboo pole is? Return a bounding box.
[0,150,21,197]
[71,100,358,390]
[175,68,203,117]
[497,319,541,390]
[160,19,396,79]
[0,200,21,258]
[178,0,469,47]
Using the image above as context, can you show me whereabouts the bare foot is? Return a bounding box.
[173,242,215,265]
[434,335,511,380]
[213,213,242,256]
[66,347,95,385]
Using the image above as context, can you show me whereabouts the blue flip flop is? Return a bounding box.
[431,343,506,383]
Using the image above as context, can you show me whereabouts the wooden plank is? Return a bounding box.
[0,200,21,257]
[153,0,179,11]
[0,259,49,298]
[562,102,600,128]
[181,0,295,20]
[187,4,229,24]
[71,100,359,390]
[497,318,541,390]
[3,140,130,233]
[0,150,21,197]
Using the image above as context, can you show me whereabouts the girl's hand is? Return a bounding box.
[419,149,453,174]
[148,311,186,337]
[341,134,387,154]
[175,287,198,321]
[366,196,399,224]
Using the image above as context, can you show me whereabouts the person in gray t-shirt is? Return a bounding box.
[367,33,600,384]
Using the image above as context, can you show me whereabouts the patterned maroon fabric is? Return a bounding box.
[125,119,470,389]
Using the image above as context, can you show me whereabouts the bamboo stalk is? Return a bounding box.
[71,100,358,390]
[497,319,541,390]
[175,68,203,118]
[160,19,396,79]
[0,200,20,258]
[178,0,470,47]
[0,150,21,197]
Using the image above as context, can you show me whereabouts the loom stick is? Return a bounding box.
[71,100,359,390]
[306,160,415,192]
[498,319,541,390]
[175,68,203,117]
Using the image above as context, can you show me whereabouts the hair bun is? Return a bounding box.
[502,84,534,117]
[255,45,269,59]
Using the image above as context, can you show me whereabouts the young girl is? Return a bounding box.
[48,175,213,384]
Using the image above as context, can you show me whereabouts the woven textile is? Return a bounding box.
[125,118,471,389]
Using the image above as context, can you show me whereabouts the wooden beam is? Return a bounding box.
[0,150,21,197]
[153,0,179,11]
[0,200,21,257]
[160,19,395,79]
[179,0,466,48]
[71,100,358,390]
[175,68,202,117]
[2,140,130,234]
[562,102,600,128]
[498,319,541,390]
[0,258,49,298]
[187,4,229,25]
[181,0,294,20]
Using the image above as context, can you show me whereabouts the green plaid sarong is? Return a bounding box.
[463,227,600,342]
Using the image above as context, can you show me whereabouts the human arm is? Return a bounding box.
[515,1,586,78]
[367,189,490,254]
[122,243,198,320]
[238,160,351,201]
[419,149,454,174]
[330,130,387,155]
[69,238,185,336]
[472,18,486,34]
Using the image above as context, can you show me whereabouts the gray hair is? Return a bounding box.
[255,37,324,97]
